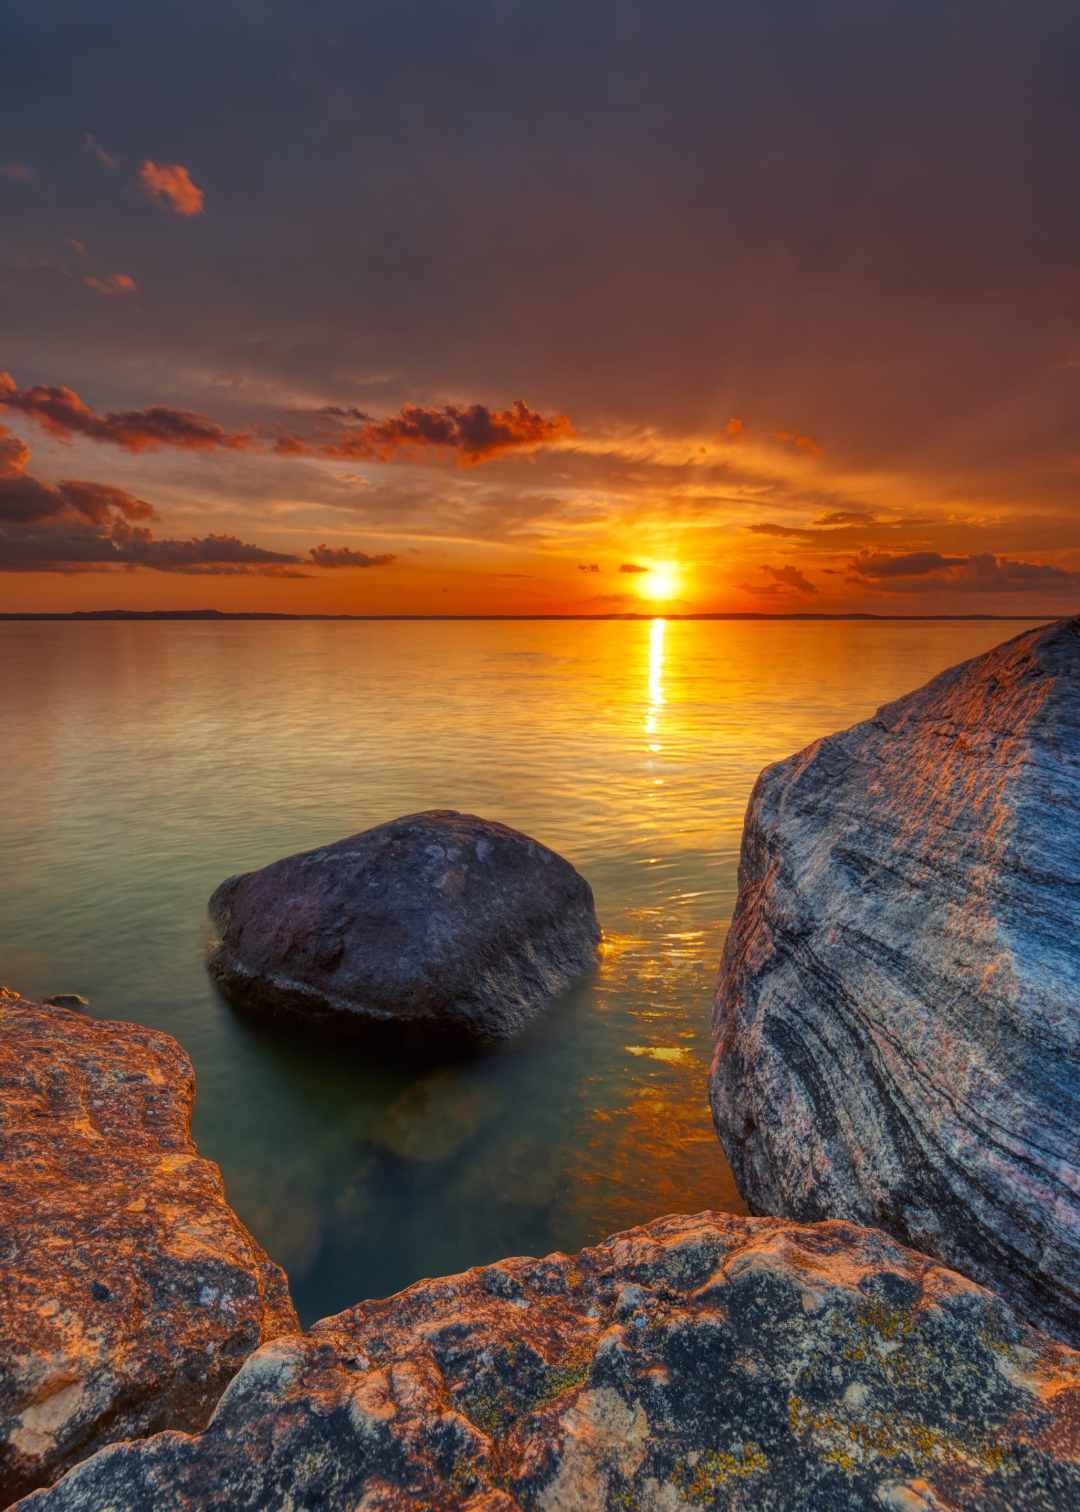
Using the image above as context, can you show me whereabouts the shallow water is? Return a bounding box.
[1,617,1041,1323]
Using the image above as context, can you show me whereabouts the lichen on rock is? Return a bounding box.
[0,988,298,1504]
[14,1213,1080,1509]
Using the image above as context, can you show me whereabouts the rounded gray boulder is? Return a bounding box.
[207,810,600,1045]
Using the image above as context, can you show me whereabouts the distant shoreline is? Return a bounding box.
[0,610,1053,624]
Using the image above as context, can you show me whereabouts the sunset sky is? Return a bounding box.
[3,0,1079,616]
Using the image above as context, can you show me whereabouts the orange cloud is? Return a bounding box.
[725,417,745,437]
[774,429,823,456]
[315,399,572,465]
[0,372,248,453]
[0,424,31,478]
[83,273,137,297]
[138,160,204,216]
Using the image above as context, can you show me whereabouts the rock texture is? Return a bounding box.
[14,1213,1080,1511]
[710,617,1080,1347]
[208,810,600,1044]
[0,989,298,1504]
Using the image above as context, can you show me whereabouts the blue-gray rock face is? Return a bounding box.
[208,810,600,1045]
[710,618,1080,1346]
[14,1214,1080,1511]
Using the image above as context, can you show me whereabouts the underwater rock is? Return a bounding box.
[14,1212,1080,1510]
[208,810,600,1045]
[0,989,298,1504]
[710,617,1080,1346]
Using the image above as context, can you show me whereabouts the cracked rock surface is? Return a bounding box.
[710,617,1080,1346]
[14,1213,1080,1510]
[0,989,297,1504]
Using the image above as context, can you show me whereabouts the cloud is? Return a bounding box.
[578,562,600,572]
[83,134,117,171]
[0,425,31,478]
[0,372,248,452]
[309,399,572,465]
[619,562,648,573]
[67,239,88,257]
[849,550,1080,593]
[814,509,874,526]
[724,417,745,437]
[308,544,396,567]
[0,426,307,575]
[850,551,967,579]
[763,563,817,594]
[748,522,815,540]
[774,430,823,456]
[138,160,204,216]
[1,163,33,183]
[83,273,137,298]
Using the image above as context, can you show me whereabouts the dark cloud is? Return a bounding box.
[762,563,817,595]
[0,372,249,453]
[851,551,967,579]
[850,550,1080,594]
[619,562,648,573]
[578,562,600,572]
[0,428,306,575]
[748,523,815,540]
[308,399,572,466]
[308,544,396,567]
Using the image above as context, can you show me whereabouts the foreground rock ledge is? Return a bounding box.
[208,810,601,1044]
[15,1213,1080,1510]
[0,989,298,1504]
[710,617,1080,1347]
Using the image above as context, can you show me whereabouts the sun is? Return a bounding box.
[636,562,679,602]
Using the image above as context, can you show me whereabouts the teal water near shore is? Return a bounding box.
[1,617,1043,1323]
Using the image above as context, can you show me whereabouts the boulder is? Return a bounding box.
[0,989,298,1503]
[14,1213,1079,1510]
[207,811,600,1045]
[710,618,1080,1346]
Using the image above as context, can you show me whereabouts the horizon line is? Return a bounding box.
[0,610,1057,624]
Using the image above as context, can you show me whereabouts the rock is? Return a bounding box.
[41,995,90,1013]
[13,1213,1080,1510]
[0,989,298,1503]
[369,1067,505,1164]
[207,811,600,1045]
[710,617,1080,1346]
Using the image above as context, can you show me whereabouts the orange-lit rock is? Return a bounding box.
[711,616,1080,1346]
[13,1213,1080,1509]
[0,989,297,1503]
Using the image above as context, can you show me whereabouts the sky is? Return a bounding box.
[2,0,1079,616]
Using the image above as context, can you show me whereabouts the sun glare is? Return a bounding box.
[637,563,679,602]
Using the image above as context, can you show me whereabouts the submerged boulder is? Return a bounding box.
[207,811,600,1045]
[0,989,298,1504]
[710,618,1080,1346]
[15,1212,1080,1510]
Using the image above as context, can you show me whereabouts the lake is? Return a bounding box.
[0,617,1042,1324]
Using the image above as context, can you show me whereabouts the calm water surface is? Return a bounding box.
[1,618,1041,1323]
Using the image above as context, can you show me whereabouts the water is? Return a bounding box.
[0,617,1041,1324]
